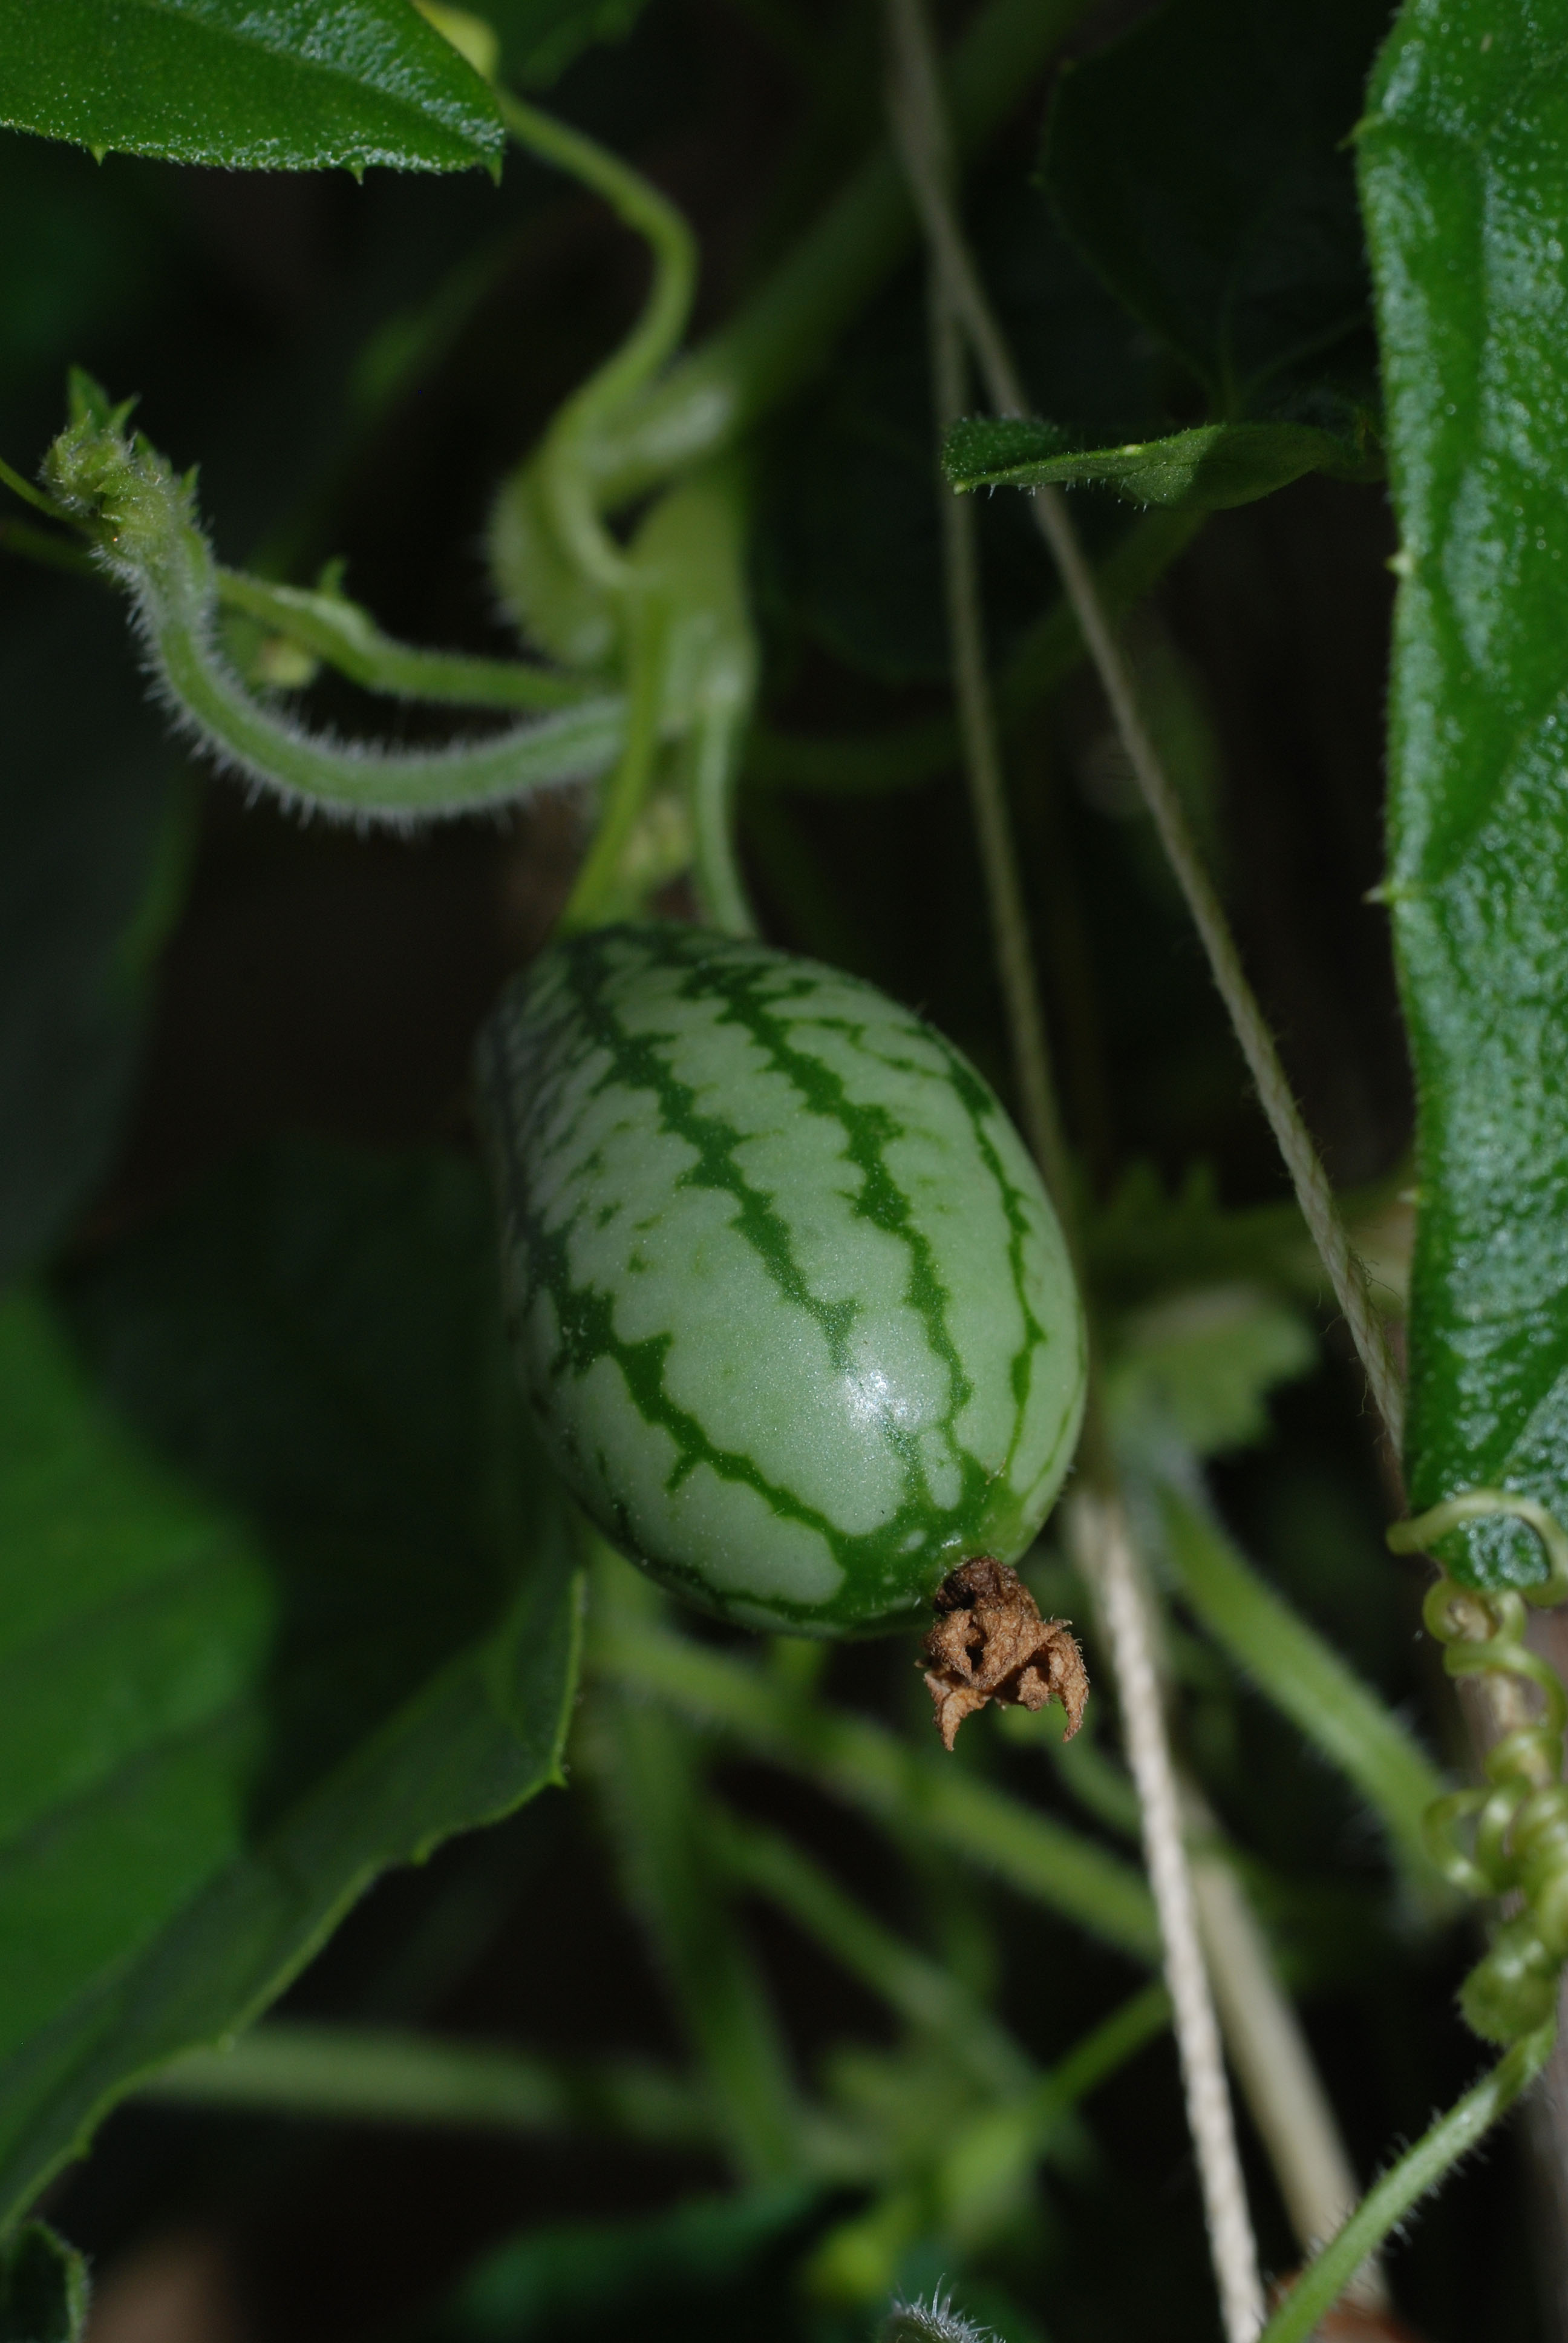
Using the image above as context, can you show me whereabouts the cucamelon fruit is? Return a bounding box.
[477,924,1086,1634]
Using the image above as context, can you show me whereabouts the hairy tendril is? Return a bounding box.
[41,379,624,830]
[1388,1490,1568,2042]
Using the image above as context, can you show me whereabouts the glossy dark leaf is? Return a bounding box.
[0,2227,89,2343]
[0,0,503,174]
[1362,0,1568,1588]
[0,586,186,1290]
[0,1144,578,2224]
[1044,0,1391,416]
[942,415,1381,510]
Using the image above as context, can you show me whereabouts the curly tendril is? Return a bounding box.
[41,380,624,829]
[1389,1490,1568,2042]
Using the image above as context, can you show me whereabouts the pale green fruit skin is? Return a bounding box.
[477,923,1086,1635]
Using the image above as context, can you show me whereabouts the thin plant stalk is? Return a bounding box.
[926,274,1071,1210]
[712,1804,1032,2099]
[584,1557,805,2183]
[1187,1832,1388,2313]
[1257,2021,1557,2343]
[558,594,671,930]
[1067,1492,1266,2343]
[886,0,1403,1459]
[590,1621,1159,1959]
[215,569,601,710]
[583,0,1097,508]
[140,2022,713,2147]
[497,89,697,597]
[1157,1476,1448,1901]
[890,7,1266,2333]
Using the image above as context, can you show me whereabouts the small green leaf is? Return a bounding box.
[0,2226,89,2343]
[0,0,504,173]
[0,1143,578,2225]
[942,416,1381,510]
[1043,0,1391,415]
[1105,1283,1318,1455]
[1361,0,1568,1589]
[427,2184,823,2342]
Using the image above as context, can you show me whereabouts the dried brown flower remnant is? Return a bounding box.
[921,1557,1088,1751]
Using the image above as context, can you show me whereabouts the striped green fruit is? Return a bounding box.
[477,924,1086,1634]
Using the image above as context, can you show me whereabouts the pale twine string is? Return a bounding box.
[1070,1493,1268,2343]
[1187,1801,1390,2313]
[883,0,1403,1463]
[886,10,1267,2336]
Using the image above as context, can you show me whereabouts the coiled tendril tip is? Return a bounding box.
[1389,1487,1568,2042]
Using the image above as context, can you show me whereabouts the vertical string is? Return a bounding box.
[886,5,1267,2333]
[1070,1493,1268,2343]
[883,0,1403,1459]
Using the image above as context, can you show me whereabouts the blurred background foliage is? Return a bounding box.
[0,0,1543,2337]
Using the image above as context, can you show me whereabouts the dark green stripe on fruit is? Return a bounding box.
[479,925,1083,1634]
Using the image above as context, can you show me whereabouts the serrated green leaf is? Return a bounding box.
[1361,1,1568,1590]
[0,1143,578,2226]
[0,2226,89,2343]
[942,416,1381,510]
[1106,1283,1318,1455]
[0,0,504,173]
[1043,0,1391,416]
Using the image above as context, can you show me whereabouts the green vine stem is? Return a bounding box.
[0,512,97,578]
[484,104,757,931]
[485,0,1098,679]
[583,1550,806,2183]
[1186,1817,1390,2317]
[1256,2019,1557,2343]
[926,260,1071,1210]
[1158,1478,1450,1901]
[215,568,601,709]
[627,457,759,934]
[140,2021,713,2148]
[577,0,1095,510]
[711,1806,1033,2099]
[818,1981,1171,2298]
[590,1619,1160,1960]
[557,591,671,928]
[1389,1490,1568,2042]
[495,90,697,606]
[931,1978,1171,2224]
[684,676,756,933]
[0,451,70,523]
[42,384,622,826]
[550,461,759,934]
